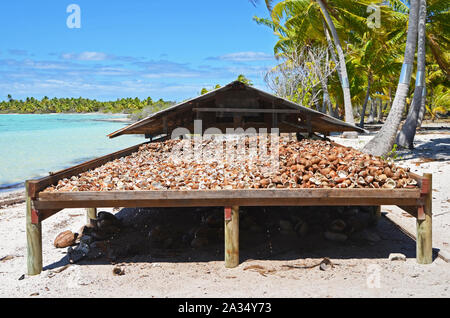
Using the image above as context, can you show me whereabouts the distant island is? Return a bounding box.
[0,95,175,121]
[1,76,255,121]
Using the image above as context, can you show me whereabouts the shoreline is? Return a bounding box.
[0,182,24,193]
[0,112,135,124]
[0,112,130,116]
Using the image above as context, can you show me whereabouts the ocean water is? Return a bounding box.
[0,114,143,191]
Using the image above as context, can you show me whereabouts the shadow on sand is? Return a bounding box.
[43,206,440,272]
[397,137,450,161]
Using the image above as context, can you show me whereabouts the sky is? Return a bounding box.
[0,1,279,102]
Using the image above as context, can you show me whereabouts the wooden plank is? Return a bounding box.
[37,188,421,202]
[417,173,432,264]
[409,172,424,188]
[34,188,421,210]
[38,209,63,222]
[26,181,42,276]
[27,141,148,199]
[193,108,304,114]
[32,197,421,210]
[398,205,419,218]
[225,206,239,268]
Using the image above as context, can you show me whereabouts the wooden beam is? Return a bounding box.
[193,108,303,114]
[398,205,419,218]
[163,117,168,135]
[225,206,239,268]
[27,142,148,199]
[281,120,310,131]
[417,173,432,264]
[37,188,420,201]
[306,114,312,137]
[33,197,421,210]
[233,115,242,129]
[26,181,42,276]
[375,205,381,220]
[34,188,421,210]
[38,209,62,222]
[86,208,97,224]
[150,134,170,143]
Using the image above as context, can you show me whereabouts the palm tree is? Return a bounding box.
[425,0,450,80]
[425,84,450,121]
[396,0,427,149]
[362,0,420,156]
[315,0,354,124]
[350,31,401,128]
[255,0,378,124]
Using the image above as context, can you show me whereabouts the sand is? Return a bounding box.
[0,132,449,298]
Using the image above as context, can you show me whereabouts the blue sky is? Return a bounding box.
[0,1,278,102]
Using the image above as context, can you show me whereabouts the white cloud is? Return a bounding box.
[61,51,109,61]
[0,53,274,101]
[209,51,274,62]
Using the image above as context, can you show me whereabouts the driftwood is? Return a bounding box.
[0,196,25,207]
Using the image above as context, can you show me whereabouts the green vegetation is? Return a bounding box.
[380,144,403,162]
[128,99,176,121]
[254,0,449,122]
[0,95,175,118]
[200,74,253,95]
[252,0,449,155]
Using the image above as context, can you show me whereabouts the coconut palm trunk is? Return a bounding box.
[367,99,375,124]
[396,0,427,149]
[316,0,354,124]
[359,72,372,128]
[362,0,420,156]
[376,101,382,123]
[323,80,334,115]
[417,86,427,127]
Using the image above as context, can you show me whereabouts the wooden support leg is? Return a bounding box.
[26,182,42,275]
[86,208,97,224]
[417,173,432,264]
[225,206,239,268]
[375,206,381,220]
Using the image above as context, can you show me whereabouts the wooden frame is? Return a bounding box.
[25,144,433,275]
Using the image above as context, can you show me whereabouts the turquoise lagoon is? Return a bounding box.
[0,114,143,191]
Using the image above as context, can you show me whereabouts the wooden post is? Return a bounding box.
[225,206,239,268]
[417,173,432,264]
[26,181,42,275]
[86,208,97,224]
[306,114,312,137]
[375,206,381,220]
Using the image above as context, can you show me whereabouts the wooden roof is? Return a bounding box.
[108,81,365,138]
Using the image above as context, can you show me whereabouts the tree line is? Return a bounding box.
[0,95,175,118]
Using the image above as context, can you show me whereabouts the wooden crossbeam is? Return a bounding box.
[193,108,304,114]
